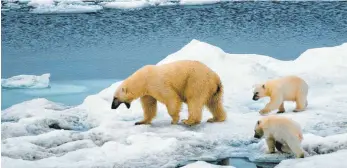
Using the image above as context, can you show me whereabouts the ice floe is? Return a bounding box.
[2,73,50,89]
[2,40,347,168]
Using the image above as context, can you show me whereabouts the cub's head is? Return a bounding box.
[111,84,133,110]
[252,84,266,101]
[254,120,264,139]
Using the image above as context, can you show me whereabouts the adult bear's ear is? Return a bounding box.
[121,87,128,94]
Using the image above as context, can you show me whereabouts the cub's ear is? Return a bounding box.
[121,87,128,94]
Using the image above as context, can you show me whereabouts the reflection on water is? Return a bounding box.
[214,158,278,168]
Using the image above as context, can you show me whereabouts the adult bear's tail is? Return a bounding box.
[214,82,223,97]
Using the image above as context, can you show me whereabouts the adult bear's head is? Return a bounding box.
[111,68,148,109]
[252,84,266,101]
[111,65,152,110]
[253,120,264,139]
[112,86,131,109]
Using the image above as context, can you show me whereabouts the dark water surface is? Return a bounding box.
[178,157,278,168]
[2,1,347,81]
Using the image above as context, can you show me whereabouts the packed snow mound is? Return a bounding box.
[275,149,347,168]
[1,99,91,140]
[2,40,347,168]
[182,161,235,168]
[2,73,50,89]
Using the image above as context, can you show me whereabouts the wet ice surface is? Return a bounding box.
[1,79,117,109]
[2,40,347,168]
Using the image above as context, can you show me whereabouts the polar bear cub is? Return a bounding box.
[253,75,308,115]
[254,115,305,158]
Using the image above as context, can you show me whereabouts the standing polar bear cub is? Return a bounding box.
[112,60,227,126]
[253,76,308,115]
[254,115,305,158]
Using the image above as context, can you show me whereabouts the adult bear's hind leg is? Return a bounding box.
[277,102,285,113]
[206,85,226,123]
[294,95,307,112]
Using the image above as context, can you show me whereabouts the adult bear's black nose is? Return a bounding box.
[111,98,121,109]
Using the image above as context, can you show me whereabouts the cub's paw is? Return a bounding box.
[171,120,179,125]
[259,109,270,115]
[277,110,285,114]
[266,150,276,154]
[293,109,304,112]
[296,153,305,158]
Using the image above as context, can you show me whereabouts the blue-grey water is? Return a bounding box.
[178,157,278,168]
[2,1,347,110]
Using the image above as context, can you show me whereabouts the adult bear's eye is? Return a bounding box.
[255,92,259,95]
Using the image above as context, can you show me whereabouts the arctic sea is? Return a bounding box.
[2,1,347,109]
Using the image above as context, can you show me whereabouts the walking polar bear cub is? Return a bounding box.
[112,60,227,126]
[254,115,305,158]
[252,76,308,115]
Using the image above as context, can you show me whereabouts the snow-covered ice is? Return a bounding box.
[27,0,54,7]
[30,3,103,14]
[2,73,50,89]
[2,40,347,168]
[101,1,150,9]
[276,149,347,168]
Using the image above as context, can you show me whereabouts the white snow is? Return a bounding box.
[101,0,176,9]
[30,4,103,14]
[28,0,54,7]
[2,40,347,168]
[2,73,50,89]
[101,1,150,9]
[2,0,221,12]
[275,149,347,168]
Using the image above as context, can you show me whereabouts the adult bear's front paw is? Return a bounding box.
[181,119,200,126]
[134,120,151,125]
[207,117,225,123]
[207,118,215,123]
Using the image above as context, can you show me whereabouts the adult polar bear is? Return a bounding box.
[253,76,308,115]
[112,60,227,126]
